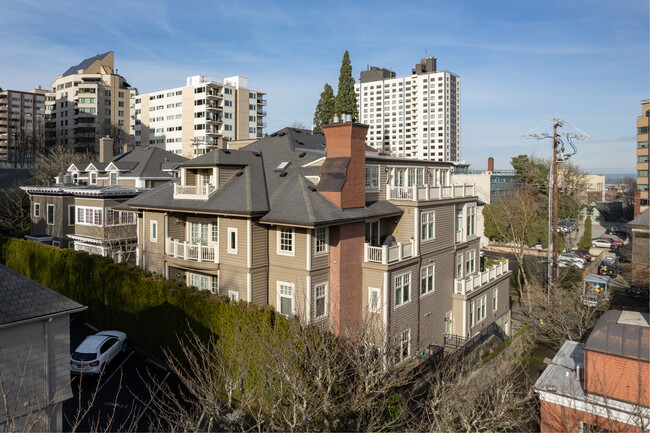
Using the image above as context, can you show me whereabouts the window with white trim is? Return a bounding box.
[455,207,463,240]
[470,301,475,327]
[68,241,75,249]
[106,209,136,226]
[315,283,327,319]
[227,228,237,253]
[398,329,411,362]
[456,253,463,278]
[189,272,218,293]
[46,204,55,225]
[34,203,40,217]
[314,227,328,254]
[229,290,239,302]
[89,172,97,185]
[465,250,475,275]
[150,220,158,242]
[365,165,379,191]
[52,240,60,247]
[421,263,435,295]
[109,172,117,185]
[476,295,487,323]
[68,205,75,226]
[420,211,435,241]
[369,287,381,313]
[493,288,498,312]
[277,226,294,255]
[394,272,410,307]
[77,206,103,226]
[466,205,476,236]
[278,282,294,317]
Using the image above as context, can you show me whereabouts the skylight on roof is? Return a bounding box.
[275,161,291,172]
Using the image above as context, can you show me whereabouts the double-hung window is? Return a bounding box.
[365,165,379,191]
[420,211,435,241]
[398,329,411,362]
[493,289,498,312]
[314,227,328,254]
[278,226,294,255]
[456,253,464,279]
[465,251,475,275]
[476,296,487,323]
[315,283,327,319]
[46,204,54,225]
[278,282,294,317]
[34,203,40,217]
[394,272,410,307]
[421,263,435,295]
[369,287,381,313]
[466,206,476,237]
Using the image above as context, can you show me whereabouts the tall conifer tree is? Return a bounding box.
[313,83,335,131]
[334,50,358,119]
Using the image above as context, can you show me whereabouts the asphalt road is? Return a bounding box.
[63,316,175,432]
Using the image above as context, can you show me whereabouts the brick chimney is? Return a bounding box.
[319,121,369,209]
[488,157,494,173]
[318,118,368,336]
[99,136,113,163]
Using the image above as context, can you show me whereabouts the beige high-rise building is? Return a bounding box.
[132,75,267,158]
[45,52,132,153]
[0,87,47,165]
[635,99,649,217]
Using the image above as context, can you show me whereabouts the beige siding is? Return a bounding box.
[29,195,75,244]
[251,222,267,268]
[218,167,239,187]
[251,268,268,305]
[310,267,330,324]
[268,268,309,320]
[393,205,415,244]
[167,213,186,241]
[418,252,455,347]
[268,226,308,271]
[388,262,420,346]
[142,211,165,274]
[362,265,385,321]
[219,263,248,298]
[219,217,248,267]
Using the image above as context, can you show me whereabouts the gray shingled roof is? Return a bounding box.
[0,264,86,327]
[62,52,112,77]
[111,147,187,178]
[627,208,649,229]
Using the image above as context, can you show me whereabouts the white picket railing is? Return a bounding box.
[364,241,415,265]
[173,183,216,200]
[387,184,475,201]
[454,260,509,295]
[166,238,218,263]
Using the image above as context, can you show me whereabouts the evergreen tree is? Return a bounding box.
[579,216,592,250]
[334,50,358,120]
[313,83,335,131]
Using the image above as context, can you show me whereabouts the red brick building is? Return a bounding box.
[534,310,650,432]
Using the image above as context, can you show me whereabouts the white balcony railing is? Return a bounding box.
[364,240,415,265]
[173,183,216,200]
[166,238,218,263]
[386,184,475,201]
[454,260,509,295]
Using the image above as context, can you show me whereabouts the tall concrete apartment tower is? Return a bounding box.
[354,57,461,162]
[45,52,132,153]
[132,75,267,158]
[635,99,649,217]
[0,86,47,165]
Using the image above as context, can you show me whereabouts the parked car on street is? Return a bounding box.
[598,236,623,246]
[558,256,584,269]
[70,331,127,375]
[572,249,591,261]
[591,238,612,248]
[605,225,629,238]
[559,252,587,265]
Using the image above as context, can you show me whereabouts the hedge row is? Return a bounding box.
[0,237,283,361]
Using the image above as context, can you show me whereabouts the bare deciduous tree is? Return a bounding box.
[0,184,31,237]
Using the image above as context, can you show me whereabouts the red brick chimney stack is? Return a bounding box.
[488,157,494,173]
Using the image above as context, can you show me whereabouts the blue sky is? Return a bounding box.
[1,0,647,174]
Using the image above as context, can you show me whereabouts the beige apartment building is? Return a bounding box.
[0,87,47,165]
[122,122,511,357]
[132,75,267,158]
[45,52,132,153]
[636,99,649,217]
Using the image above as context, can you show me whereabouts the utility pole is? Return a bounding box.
[550,118,561,292]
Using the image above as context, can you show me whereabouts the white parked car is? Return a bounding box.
[558,256,584,269]
[559,253,587,265]
[592,238,612,248]
[70,331,127,375]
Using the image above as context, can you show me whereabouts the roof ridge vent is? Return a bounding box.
[308,184,317,191]
[279,171,288,177]
[299,152,306,157]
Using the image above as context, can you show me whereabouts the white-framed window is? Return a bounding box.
[105,209,136,226]
[455,207,464,241]
[476,295,487,323]
[277,226,294,255]
[109,172,118,185]
[365,164,380,191]
[421,263,435,295]
[314,227,328,254]
[229,290,239,302]
[315,283,328,319]
[188,220,217,244]
[420,211,435,241]
[46,204,55,225]
[34,203,40,217]
[189,272,218,293]
[465,251,476,275]
[227,228,237,253]
[150,220,158,242]
[277,282,294,317]
[68,241,75,249]
[369,287,381,313]
[466,206,476,237]
[394,272,410,307]
[398,329,411,362]
[68,205,75,226]
[456,253,463,278]
[493,288,498,312]
[470,301,475,327]
[89,172,97,185]
[52,240,60,247]
[76,206,103,226]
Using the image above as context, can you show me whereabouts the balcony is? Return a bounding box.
[256,121,267,128]
[206,102,222,111]
[364,240,415,265]
[386,184,475,201]
[206,90,223,99]
[166,238,218,263]
[454,260,509,296]
[206,114,223,124]
[173,183,216,200]
[257,98,267,106]
[257,110,267,117]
